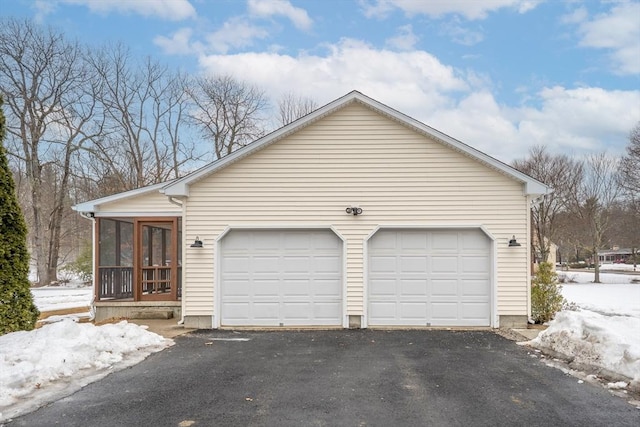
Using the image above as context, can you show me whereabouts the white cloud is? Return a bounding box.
[205,18,269,54]
[360,0,544,20]
[385,25,419,50]
[198,38,468,116]
[516,86,640,154]
[55,0,196,21]
[440,18,484,46]
[154,28,204,55]
[573,2,640,75]
[196,41,638,162]
[248,0,313,30]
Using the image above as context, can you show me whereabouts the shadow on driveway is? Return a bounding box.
[9,330,640,426]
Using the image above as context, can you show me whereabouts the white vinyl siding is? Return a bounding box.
[98,192,181,215]
[182,102,529,323]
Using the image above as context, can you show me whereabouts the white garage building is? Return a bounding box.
[74,91,549,329]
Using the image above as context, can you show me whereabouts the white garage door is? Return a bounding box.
[368,229,491,327]
[220,230,342,327]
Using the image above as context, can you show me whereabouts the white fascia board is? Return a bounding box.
[91,211,181,218]
[72,181,173,213]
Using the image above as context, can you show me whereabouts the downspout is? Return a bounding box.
[78,212,97,321]
[167,196,186,325]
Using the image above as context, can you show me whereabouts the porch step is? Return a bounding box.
[130,309,174,320]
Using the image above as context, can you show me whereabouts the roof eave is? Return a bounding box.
[72,181,173,213]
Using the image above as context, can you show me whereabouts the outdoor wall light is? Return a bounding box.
[346,207,363,216]
[508,235,521,247]
[190,236,203,248]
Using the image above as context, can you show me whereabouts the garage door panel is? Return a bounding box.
[280,280,310,296]
[400,233,428,250]
[222,233,251,250]
[400,256,428,272]
[282,302,312,319]
[462,232,490,250]
[313,233,342,250]
[400,280,427,296]
[398,302,428,320]
[370,256,397,273]
[282,256,310,272]
[461,256,490,273]
[251,256,280,273]
[460,303,490,321]
[370,279,397,296]
[252,302,280,320]
[431,279,458,296]
[221,302,250,320]
[221,280,252,296]
[313,302,343,320]
[431,256,458,273]
[369,232,397,250]
[369,302,397,320]
[313,279,342,297]
[221,230,342,327]
[314,256,341,272]
[431,302,458,321]
[368,229,491,327]
[222,256,250,272]
[283,233,311,250]
[432,233,459,251]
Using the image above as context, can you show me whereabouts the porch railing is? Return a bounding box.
[97,266,182,300]
[98,266,133,300]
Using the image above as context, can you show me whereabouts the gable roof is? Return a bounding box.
[162,90,550,197]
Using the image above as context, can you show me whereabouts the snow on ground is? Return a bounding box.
[2,266,637,420]
[527,268,640,392]
[31,285,93,312]
[0,319,173,422]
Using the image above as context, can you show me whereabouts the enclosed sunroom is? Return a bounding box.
[73,183,184,322]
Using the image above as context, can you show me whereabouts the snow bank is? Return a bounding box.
[0,319,172,420]
[31,286,93,312]
[530,310,640,385]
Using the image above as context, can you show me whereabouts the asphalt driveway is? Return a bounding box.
[8,330,640,426]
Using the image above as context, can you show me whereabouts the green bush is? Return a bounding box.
[531,262,565,324]
[64,242,93,283]
[0,95,39,335]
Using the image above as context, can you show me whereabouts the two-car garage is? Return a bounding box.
[219,228,492,328]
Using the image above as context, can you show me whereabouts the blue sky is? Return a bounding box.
[3,0,639,162]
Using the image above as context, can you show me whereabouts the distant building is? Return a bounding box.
[598,247,634,264]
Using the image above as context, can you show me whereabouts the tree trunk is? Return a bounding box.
[593,246,601,283]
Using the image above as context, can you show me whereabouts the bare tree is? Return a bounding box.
[85,44,196,191]
[619,122,640,214]
[0,18,102,285]
[568,153,622,283]
[513,146,583,263]
[277,92,318,126]
[187,75,268,159]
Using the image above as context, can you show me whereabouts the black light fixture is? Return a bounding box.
[508,235,521,247]
[190,236,203,248]
[346,207,363,216]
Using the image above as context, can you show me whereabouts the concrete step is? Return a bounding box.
[130,309,174,320]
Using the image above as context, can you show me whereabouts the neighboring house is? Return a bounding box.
[74,91,549,329]
[598,247,635,264]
